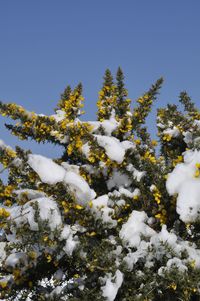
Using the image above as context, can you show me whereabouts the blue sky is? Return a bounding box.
[0,0,200,159]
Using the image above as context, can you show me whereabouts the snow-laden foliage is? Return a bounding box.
[1,69,200,300]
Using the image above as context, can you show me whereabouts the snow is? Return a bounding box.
[101,270,123,301]
[14,189,46,201]
[117,187,140,199]
[88,113,119,136]
[61,162,80,174]
[107,170,132,190]
[28,154,96,204]
[9,197,62,231]
[121,220,200,272]
[90,195,117,228]
[163,126,180,137]
[87,121,101,132]
[101,116,119,136]
[64,171,96,204]
[183,131,193,144]
[60,225,79,256]
[94,135,135,164]
[126,164,146,181]
[166,150,200,222]
[94,135,126,163]
[0,242,6,267]
[119,211,156,248]
[50,110,66,122]
[81,142,90,158]
[28,154,66,184]
[0,139,15,152]
[165,257,188,273]
[0,139,7,149]
[5,252,28,268]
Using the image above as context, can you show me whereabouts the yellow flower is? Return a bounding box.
[134,139,141,145]
[88,201,93,208]
[46,254,52,263]
[190,260,196,268]
[162,134,172,142]
[196,162,200,169]
[28,251,37,260]
[75,204,83,210]
[151,140,158,146]
[88,155,95,163]
[169,283,177,290]
[194,169,200,178]
[0,208,10,218]
[43,236,48,242]
[0,281,7,288]
[13,268,21,279]
[67,144,73,155]
[4,199,12,207]
[87,231,96,237]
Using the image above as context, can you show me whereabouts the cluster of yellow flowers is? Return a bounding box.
[117,117,133,134]
[79,168,92,185]
[162,133,172,142]
[194,162,200,178]
[172,155,183,167]
[67,136,83,155]
[0,185,15,198]
[190,111,200,120]
[137,94,152,105]
[131,94,153,125]
[97,86,117,121]
[59,91,84,122]
[0,207,10,218]
[151,186,167,225]
[152,186,161,205]
[0,103,25,118]
[0,147,17,168]
[66,122,93,156]
[143,150,157,164]
[0,207,10,227]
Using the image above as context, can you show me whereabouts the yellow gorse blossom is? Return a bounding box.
[0,281,7,288]
[162,134,172,142]
[194,162,200,178]
[0,207,10,218]
[143,151,156,164]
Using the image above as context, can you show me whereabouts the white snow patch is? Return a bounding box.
[81,142,90,158]
[60,225,79,256]
[119,211,156,248]
[163,126,180,137]
[9,197,62,231]
[50,110,66,122]
[28,154,95,204]
[5,252,28,269]
[107,170,132,190]
[166,150,200,222]
[101,270,123,301]
[28,154,66,184]
[94,135,125,163]
[90,195,117,228]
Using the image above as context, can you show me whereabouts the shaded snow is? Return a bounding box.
[101,270,123,301]
[166,150,200,222]
[119,211,156,248]
[9,197,62,231]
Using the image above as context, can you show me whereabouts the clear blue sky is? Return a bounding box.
[0,0,200,159]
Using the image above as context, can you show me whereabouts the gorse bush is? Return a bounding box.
[0,68,200,301]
